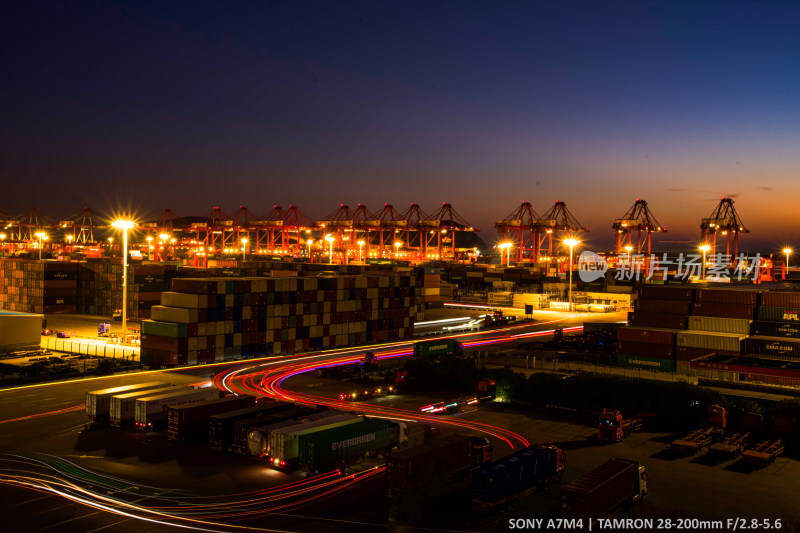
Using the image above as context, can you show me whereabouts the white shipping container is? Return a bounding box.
[676,330,745,352]
[86,381,171,422]
[150,305,198,324]
[161,292,201,309]
[687,316,752,335]
[109,386,178,425]
[135,388,221,428]
[268,414,362,462]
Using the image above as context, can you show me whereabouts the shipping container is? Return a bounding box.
[561,459,647,520]
[134,388,221,429]
[761,291,800,308]
[638,285,694,301]
[387,435,480,495]
[615,342,673,359]
[616,327,679,346]
[691,302,755,320]
[235,406,320,454]
[676,346,740,361]
[753,321,800,339]
[167,395,255,441]
[676,331,746,352]
[634,299,692,315]
[208,402,296,451]
[756,306,800,323]
[110,386,181,426]
[267,414,363,467]
[413,338,462,358]
[628,312,686,330]
[615,354,674,372]
[297,419,392,471]
[85,382,171,423]
[744,336,800,361]
[696,288,760,306]
[686,316,752,335]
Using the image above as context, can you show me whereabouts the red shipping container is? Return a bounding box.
[617,327,678,345]
[187,323,198,337]
[629,312,686,330]
[635,299,692,315]
[676,346,740,361]
[761,291,800,308]
[696,288,761,306]
[691,302,754,320]
[616,341,674,358]
[639,285,695,302]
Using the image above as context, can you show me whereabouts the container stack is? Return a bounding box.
[746,291,800,362]
[419,267,441,310]
[77,260,169,320]
[141,273,416,367]
[0,259,77,313]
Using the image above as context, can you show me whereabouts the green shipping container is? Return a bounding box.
[141,320,188,338]
[298,419,392,469]
[616,353,674,373]
[413,338,462,358]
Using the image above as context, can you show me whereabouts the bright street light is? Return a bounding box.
[499,242,512,267]
[394,241,402,259]
[624,245,633,256]
[699,244,710,280]
[146,236,153,260]
[112,219,135,337]
[325,234,335,265]
[784,248,792,280]
[35,231,47,260]
[357,240,365,262]
[307,239,314,263]
[564,238,580,311]
[241,237,248,261]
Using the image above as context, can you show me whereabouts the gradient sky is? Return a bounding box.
[2,1,799,251]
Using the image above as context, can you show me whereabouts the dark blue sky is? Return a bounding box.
[2,1,798,250]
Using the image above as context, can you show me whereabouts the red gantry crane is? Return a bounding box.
[232,206,259,252]
[612,199,666,256]
[394,204,429,260]
[534,201,588,259]
[496,202,542,262]
[317,204,355,263]
[421,203,477,261]
[373,204,406,258]
[58,206,99,244]
[280,205,315,256]
[701,197,749,260]
[195,206,235,251]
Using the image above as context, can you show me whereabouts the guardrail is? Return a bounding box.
[40,336,139,360]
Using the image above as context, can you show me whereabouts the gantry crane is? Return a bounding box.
[195,206,235,251]
[16,208,54,243]
[373,204,406,258]
[534,201,588,258]
[232,206,259,250]
[701,197,749,260]
[612,199,666,255]
[496,202,542,262]
[421,203,477,261]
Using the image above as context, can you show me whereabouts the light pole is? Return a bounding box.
[325,234,335,265]
[358,240,365,262]
[307,239,314,263]
[699,244,710,280]
[394,241,402,259]
[113,219,135,337]
[35,232,47,260]
[241,237,248,261]
[564,238,580,311]
[784,248,792,280]
[499,242,512,267]
[146,236,153,260]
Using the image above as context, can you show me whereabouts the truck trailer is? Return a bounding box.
[561,458,647,520]
[236,406,320,455]
[267,414,364,468]
[110,386,182,426]
[208,402,296,451]
[297,418,393,473]
[167,395,255,441]
[472,445,565,511]
[134,388,222,430]
[85,382,171,423]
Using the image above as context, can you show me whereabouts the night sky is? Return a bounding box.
[2,1,798,251]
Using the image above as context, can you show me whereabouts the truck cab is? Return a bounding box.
[598,409,624,442]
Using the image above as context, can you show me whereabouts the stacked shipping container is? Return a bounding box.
[0,260,77,313]
[140,273,416,367]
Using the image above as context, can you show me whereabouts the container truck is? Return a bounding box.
[413,338,463,359]
[135,388,222,430]
[561,458,647,521]
[110,386,182,426]
[208,402,295,451]
[85,382,170,423]
[167,395,255,441]
[387,434,492,497]
[235,406,320,454]
[297,418,393,473]
[472,445,566,512]
[597,409,656,442]
[267,414,364,469]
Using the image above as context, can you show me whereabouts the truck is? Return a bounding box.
[208,402,296,451]
[709,432,750,459]
[413,338,463,359]
[472,445,566,512]
[297,418,394,473]
[671,427,720,455]
[235,406,320,454]
[85,382,171,423]
[167,395,255,441]
[561,458,647,520]
[741,440,784,467]
[110,386,181,426]
[267,414,364,468]
[134,387,222,430]
[476,378,497,403]
[387,434,493,497]
[597,409,656,442]
[247,409,338,457]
